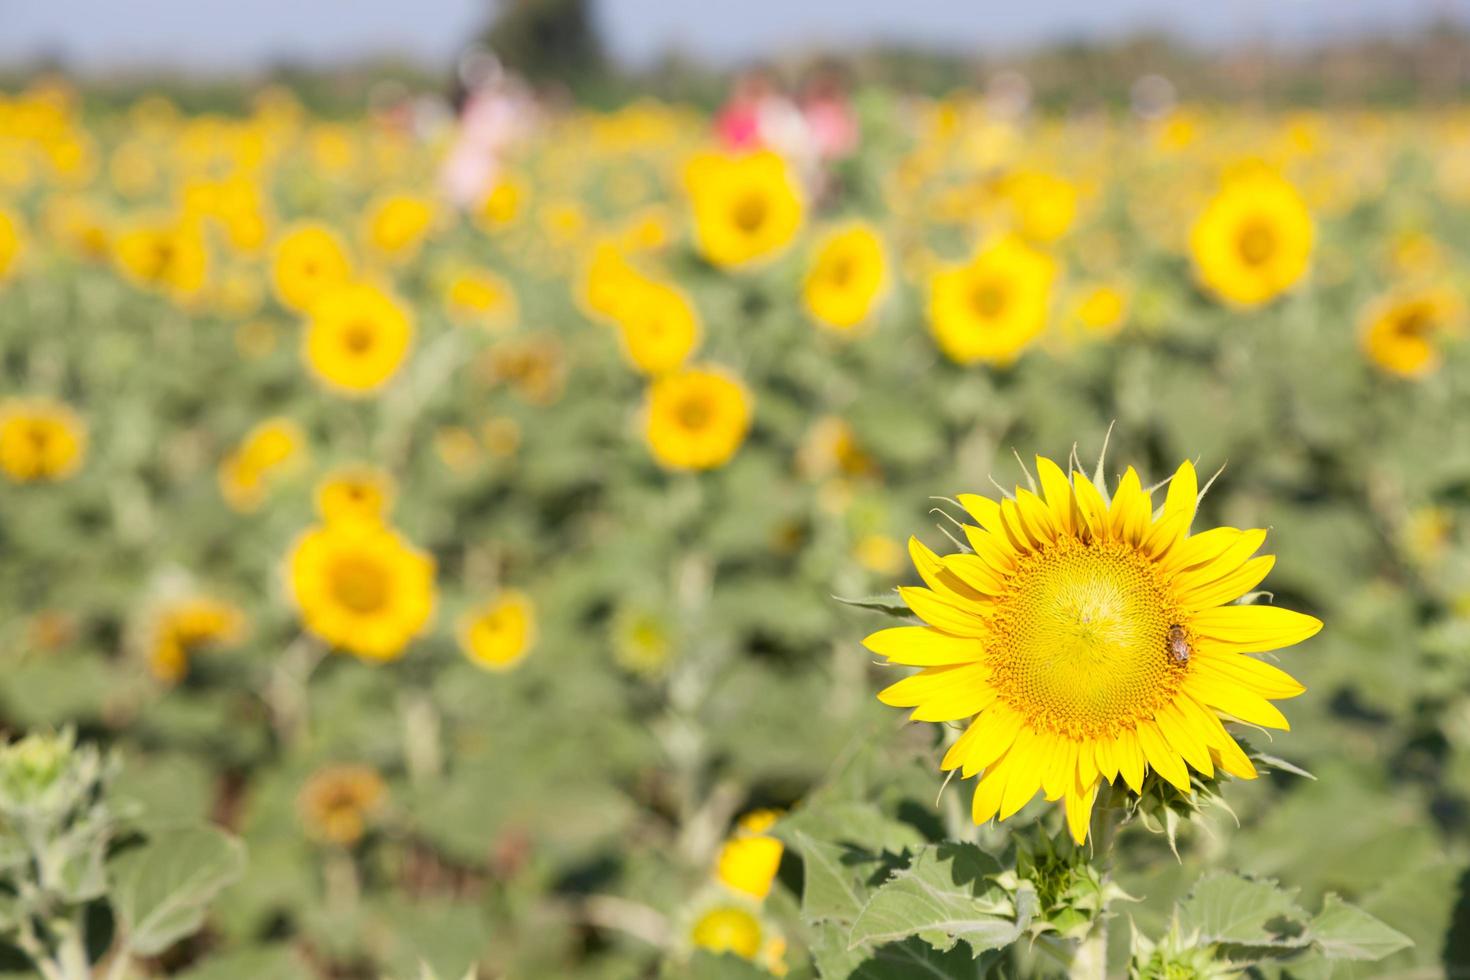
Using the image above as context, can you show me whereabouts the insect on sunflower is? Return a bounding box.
[866,447,1322,843]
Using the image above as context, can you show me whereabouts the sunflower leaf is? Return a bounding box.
[1309,894,1413,961]
[1177,871,1311,950]
[833,593,915,619]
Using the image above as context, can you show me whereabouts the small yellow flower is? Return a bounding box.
[459,590,537,672]
[298,765,387,846]
[644,367,753,471]
[271,222,354,312]
[1074,284,1129,337]
[445,268,518,331]
[113,216,210,301]
[476,174,527,232]
[0,398,87,483]
[854,533,905,576]
[802,223,887,332]
[218,417,306,512]
[481,336,566,406]
[579,242,640,321]
[434,426,482,474]
[1190,168,1313,308]
[363,193,435,262]
[147,597,246,684]
[611,278,701,376]
[315,465,394,525]
[1360,288,1462,379]
[691,906,763,960]
[685,150,804,269]
[303,282,414,396]
[1000,170,1078,243]
[928,236,1055,365]
[715,817,785,901]
[288,521,436,661]
[797,416,877,481]
[612,607,675,677]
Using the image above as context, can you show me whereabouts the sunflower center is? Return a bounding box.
[1236,218,1277,266]
[825,254,856,288]
[328,554,391,614]
[675,393,714,430]
[986,539,1184,739]
[731,192,768,235]
[342,321,376,355]
[1391,306,1434,340]
[969,279,1010,319]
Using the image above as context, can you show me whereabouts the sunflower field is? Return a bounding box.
[2,78,1470,979]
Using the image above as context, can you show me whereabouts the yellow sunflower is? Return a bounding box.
[802,222,887,332]
[315,465,395,524]
[715,810,785,901]
[218,417,306,512]
[476,174,527,232]
[611,277,701,376]
[146,596,246,684]
[288,520,436,661]
[0,398,87,483]
[1190,169,1313,308]
[928,236,1055,365]
[303,282,414,396]
[362,192,435,262]
[1360,288,1462,379]
[271,222,354,312]
[867,455,1322,843]
[445,268,518,331]
[0,208,26,282]
[685,150,804,269]
[644,366,753,471]
[112,216,209,301]
[458,590,537,672]
[298,764,387,846]
[1073,284,1129,337]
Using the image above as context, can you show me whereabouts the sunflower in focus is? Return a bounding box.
[685,150,803,269]
[288,520,435,661]
[1360,288,1462,379]
[303,282,414,395]
[802,222,887,332]
[298,764,387,847]
[146,596,246,684]
[611,277,701,375]
[1190,169,1313,308]
[868,454,1322,842]
[315,465,395,525]
[0,398,87,483]
[458,590,537,672]
[928,236,1055,365]
[362,193,435,262]
[644,366,753,471]
[272,222,353,312]
[0,208,26,281]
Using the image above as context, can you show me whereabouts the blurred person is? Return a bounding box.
[799,63,859,203]
[441,49,538,209]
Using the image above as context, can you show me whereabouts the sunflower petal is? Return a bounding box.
[1185,672,1292,729]
[863,626,983,666]
[1035,456,1074,534]
[972,763,1008,823]
[1064,780,1100,845]
[898,586,990,637]
[1178,555,1276,612]
[1137,720,1193,792]
[1193,653,1306,700]
[956,493,1004,534]
[1189,605,1323,653]
[1162,460,1198,531]
[942,705,1024,776]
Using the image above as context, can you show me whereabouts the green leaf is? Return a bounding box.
[848,843,1033,957]
[1177,872,1310,950]
[791,831,876,924]
[671,952,769,979]
[1310,894,1413,961]
[833,593,915,619]
[849,937,994,979]
[112,825,247,956]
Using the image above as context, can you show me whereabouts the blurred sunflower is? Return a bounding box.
[146,596,246,684]
[271,222,353,312]
[1190,169,1313,308]
[362,192,435,263]
[445,268,518,331]
[218,417,306,512]
[303,281,414,395]
[1360,288,1462,379]
[112,215,209,301]
[458,590,537,672]
[644,366,752,470]
[0,398,87,483]
[288,520,435,661]
[475,174,527,232]
[1072,283,1129,338]
[715,810,785,901]
[315,464,395,525]
[689,906,787,975]
[298,764,387,846]
[927,236,1055,365]
[612,277,701,376]
[869,456,1322,842]
[0,208,26,280]
[802,222,887,332]
[684,150,803,269]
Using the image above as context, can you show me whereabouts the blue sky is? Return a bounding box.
[0,0,1464,72]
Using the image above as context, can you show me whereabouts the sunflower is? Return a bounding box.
[802,222,887,332]
[1073,284,1129,337]
[288,520,436,661]
[445,269,518,331]
[458,590,537,672]
[0,207,26,281]
[476,174,527,232]
[644,366,753,471]
[685,150,804,269]
[315,465,395,525]
[928,236,1055,365]
[867,454,1322,843]
[112,216,209,301]
[611,277,701,376]
[715,810,785,901]
[303,281,414,395]
[298,764,387,846]
[218,417,306,512]
[1360,288,1462,379]
[1000,169,1079,244]
[362,192,435,262]
[1190,169,1313,308]
[271,222,354,312]
[146,597,246,684]
[0,398,87,483]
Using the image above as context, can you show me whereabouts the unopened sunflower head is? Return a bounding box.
[865,448,1322,844]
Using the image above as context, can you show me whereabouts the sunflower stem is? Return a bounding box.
[1076,784,1122,980]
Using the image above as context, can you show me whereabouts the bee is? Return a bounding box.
[1166,624,1191,664]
